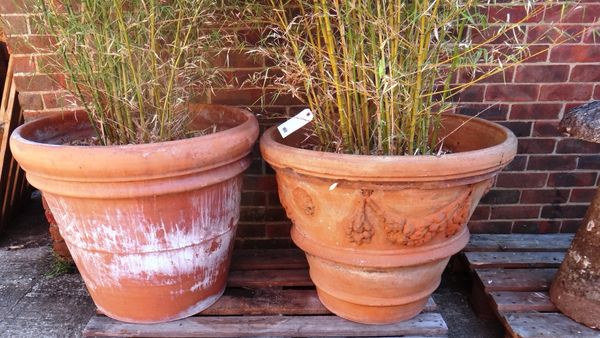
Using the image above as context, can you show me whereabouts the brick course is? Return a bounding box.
[1,1,599,242]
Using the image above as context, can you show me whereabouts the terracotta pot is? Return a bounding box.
[261,114,517,324]
[10,105,258,323]
[42,195,73,262]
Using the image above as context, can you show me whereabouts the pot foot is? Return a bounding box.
[316,287,428,325]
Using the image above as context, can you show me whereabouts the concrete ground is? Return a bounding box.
[0,193,503,338]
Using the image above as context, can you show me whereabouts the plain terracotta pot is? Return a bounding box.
[10,104,258,323]
[260,113,517,324]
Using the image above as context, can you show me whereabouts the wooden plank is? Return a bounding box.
[465,252,565,269]
[465,234,574,252]
[227,269,312,288]
[490,291,556,313]
[201,289,438,316]
[230,249,307,271]
[475,269,557,292]
[503,313,600,338]
[83,313,448,337]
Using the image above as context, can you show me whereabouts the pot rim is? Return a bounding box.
[11,104,256,151]
[260,113,517,182]
[10,104,259,185]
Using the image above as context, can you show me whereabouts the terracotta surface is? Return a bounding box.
[10,105,258,323]
[261,114,517,324]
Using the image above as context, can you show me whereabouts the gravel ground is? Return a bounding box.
[0,193,504,338]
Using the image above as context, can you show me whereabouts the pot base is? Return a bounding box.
[96,287,226,324]
[316,288,428,325]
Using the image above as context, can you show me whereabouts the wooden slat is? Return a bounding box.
[227,269,312,288]
[475,269,557,292]
[202,288,328,315]
[502,313,600,338]
[83,313,448,338]
[465,234,574,252]
[490,291,556,313]
[201,288,438,316]
[465,252,565,269]
[230,249,307,271]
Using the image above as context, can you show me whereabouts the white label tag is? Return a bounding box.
[277,109,314,138]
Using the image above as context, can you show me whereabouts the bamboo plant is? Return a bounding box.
[250,0,566,155]
[32,0,225,146]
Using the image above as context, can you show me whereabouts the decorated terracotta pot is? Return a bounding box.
[261,113,517,324]
[11,104,258,323]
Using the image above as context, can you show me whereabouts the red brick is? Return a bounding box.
[526,25,584,44]
[539,84,593,102]
[550,45,600,63]
[211,88,262,105]
[541,204,588,219]
[471,206,490,221]
[513,221,561,234]
[264,90,305,106]
[594,85,600,100]
[6,35,55,55]
[241,192,266,206]
[520,189,570,204]
[504,155,527,171]
[211,50,264,68]
[514,65,569,83]
[480,189,520,204]
[243,175,277,191]
[42,91,79,110]
[564,102,589,114]
[517,138,556,154]
[18,92,43,111]
[456,104,508,121]
[239,207,265,222]
[523,45,549,63]
[561,220,581,233]
[236,223,266,237]
[485,84,539,102]
[498,121,532,137]
[510,103,561,120]
[570,188,597,203]
[578,156,600,170]
[470,25,527,44]
[570,65,600,82]
[0,0,29,13]
[527,155,577,170]
[13,74,65,92]
[544,3,600,23]
[265,222,292,238]
[265,207,287,222]
[486,5,544,24]
[491,206,540,219]
[458,67,514,84]
[583,26,600,44]
[11,55,35,74]
[2,15,28,35]
[496,173,548,188]
[556,139,600,154]
[467,221,513,234]
[532,121,562,137]
[547,172,598,187]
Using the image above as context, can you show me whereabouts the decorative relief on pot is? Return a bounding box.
[292,187,316,217]
[343,189,375,245]
[341,188,472,247]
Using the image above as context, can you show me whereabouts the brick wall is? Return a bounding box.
[1,1,599,247]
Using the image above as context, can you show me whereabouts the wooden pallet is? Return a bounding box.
[464,234,600,338]
[0,55,29,232]
[83,249,448,338]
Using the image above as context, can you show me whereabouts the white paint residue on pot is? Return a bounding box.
[46,177,241,253]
